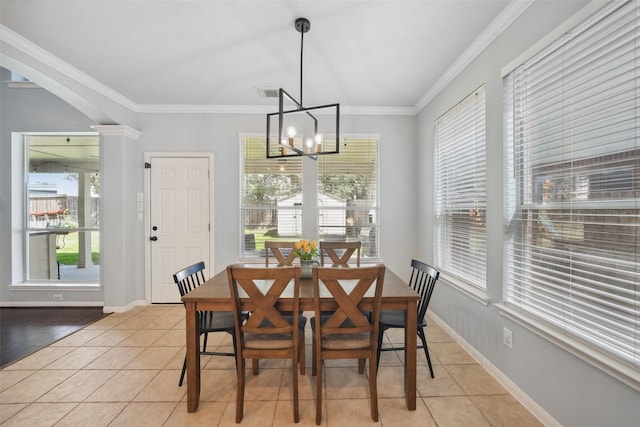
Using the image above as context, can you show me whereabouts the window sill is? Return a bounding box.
[496,303,640,393]
[439,275,490,306]
[9,283,101,291]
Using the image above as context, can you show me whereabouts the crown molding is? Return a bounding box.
[1,24,138,111]
[414,0,534,113]
[136,103,416,116]
[91,124,141,141]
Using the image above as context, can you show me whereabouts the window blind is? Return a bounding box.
[318,137,379,258]
[435,86,487,289]
[240,136,303,257]
[504,0,639,374]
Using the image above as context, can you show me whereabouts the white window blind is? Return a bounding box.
[240,136,303,257]
[504,0,639,379]
[435,86,487,289]
[318,137,380,259]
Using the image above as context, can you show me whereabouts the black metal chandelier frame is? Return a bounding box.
[266,17,340,160]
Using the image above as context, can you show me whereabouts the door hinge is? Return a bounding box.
[144,162,151,169]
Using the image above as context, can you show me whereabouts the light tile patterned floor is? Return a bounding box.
[0,305,544,426]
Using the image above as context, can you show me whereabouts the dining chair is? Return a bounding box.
[311,265,385,424]
[319,240,361,267]
[173,261,245,387]
[376,259,439,377]
[265,241,297,266]
[226,265,305,423]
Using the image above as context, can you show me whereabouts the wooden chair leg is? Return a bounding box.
[236,357,245,423]
[358,358,365,374]
[299,341,306,375]
[315,356,323,425]
[293,359,300,422]
[252,358,259,375]
[311,332,317,376]
[369,354,379,422]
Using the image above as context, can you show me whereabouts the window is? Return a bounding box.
[240,136,303,257]
[26,135,100,282]
[318,137,379,258]
[240,135,380,260]
[503,0,639,385]
[435,86,487,290]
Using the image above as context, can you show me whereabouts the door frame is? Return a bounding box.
[143,152,215,304]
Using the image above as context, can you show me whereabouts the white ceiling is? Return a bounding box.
[1,0,517,111]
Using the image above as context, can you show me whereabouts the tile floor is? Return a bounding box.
[0,305,544,426]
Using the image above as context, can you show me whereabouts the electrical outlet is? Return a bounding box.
[503,327,513,349]
[53,294,63,301]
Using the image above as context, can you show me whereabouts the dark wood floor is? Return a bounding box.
[0,307,109,368]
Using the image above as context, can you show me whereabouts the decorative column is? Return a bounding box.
[92,125,141,311]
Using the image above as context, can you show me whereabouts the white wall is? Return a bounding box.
[133,112,416,277]
[0,71,416,308]
[416,1,639,426]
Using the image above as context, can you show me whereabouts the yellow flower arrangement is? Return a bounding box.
[294,239,318,261]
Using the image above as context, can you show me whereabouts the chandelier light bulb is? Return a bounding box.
[314,133,323,152]
[287,126,296,146]
[305,138,316,153]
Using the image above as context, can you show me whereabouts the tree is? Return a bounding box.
[319,174,368,200]
[244,173,302,204]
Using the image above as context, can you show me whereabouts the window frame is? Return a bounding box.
[434,85,488,294]
[239,134,381,262]
[501,0,639,391]
[14,133,101,286]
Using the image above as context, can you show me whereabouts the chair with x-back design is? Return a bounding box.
[311,265,385,424]
[226,265,306,423]
[265,241,297,266]
[319,241,361,267]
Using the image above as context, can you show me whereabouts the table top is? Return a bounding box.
[182,264,420,306]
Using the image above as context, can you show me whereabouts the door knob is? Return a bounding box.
[150,236,158,241]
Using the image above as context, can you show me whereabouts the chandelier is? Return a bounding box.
[266,17,340,160]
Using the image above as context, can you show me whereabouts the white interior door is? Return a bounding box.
[150,156,211,302]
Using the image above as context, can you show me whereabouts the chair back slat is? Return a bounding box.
[313,265,384,336]
[227,265,300,338]
[319,241,361,267]
[265,241,297,266]
[173,261,206,297]
[409,259,439,321]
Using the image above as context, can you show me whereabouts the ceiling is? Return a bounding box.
[28,135,99,168]
[0,0,516,112]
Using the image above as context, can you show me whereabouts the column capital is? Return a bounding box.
[91,124,141,140]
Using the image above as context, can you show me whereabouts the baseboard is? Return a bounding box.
[0,301,103,308]
[1,299,151,313]
[427,310,562,427]
[103,299,149,313]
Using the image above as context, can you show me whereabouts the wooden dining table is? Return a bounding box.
[182,264,420,413]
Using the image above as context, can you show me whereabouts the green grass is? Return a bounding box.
[245,228,298,250]
[56,231,100,265]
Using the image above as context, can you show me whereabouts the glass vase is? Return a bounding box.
[300,259,318,279]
